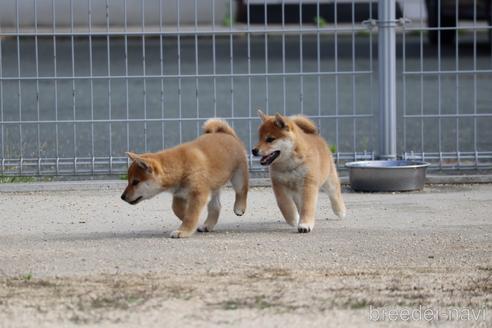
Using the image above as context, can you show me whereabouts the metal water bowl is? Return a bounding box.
[345,160,430,192]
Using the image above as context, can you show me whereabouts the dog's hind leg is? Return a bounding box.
[321,170,346,219]
[231,161,249,216]
[197,191,221,232]
[170,191,209,238]
[272,180,299,227]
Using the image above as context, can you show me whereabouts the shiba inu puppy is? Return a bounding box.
[252,110,346,233]
[121,119,249,238]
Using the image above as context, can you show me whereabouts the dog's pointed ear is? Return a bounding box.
[126,152,152,173]
[126,152,140,161]
[257,109,267,122]
[274,113,288,130]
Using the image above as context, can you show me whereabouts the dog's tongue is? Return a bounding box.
[260,155,270,165]
[260,152,276,165]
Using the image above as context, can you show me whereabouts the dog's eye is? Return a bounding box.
[132,180,140,186]
[265,137,275,143]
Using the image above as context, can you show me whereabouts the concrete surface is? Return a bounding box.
[2,174,492,192]
[0,184,491,327]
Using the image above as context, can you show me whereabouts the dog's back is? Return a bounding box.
[192,119,247,185]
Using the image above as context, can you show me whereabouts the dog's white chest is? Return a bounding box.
[270,164,307,189]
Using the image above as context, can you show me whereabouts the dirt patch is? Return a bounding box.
[1,266,491,327]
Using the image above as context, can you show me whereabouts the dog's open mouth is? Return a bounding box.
[129,196,143,205]
[260,151,280,166]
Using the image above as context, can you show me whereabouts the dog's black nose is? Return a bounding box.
[121,194,126,201]
[252,148,259,156]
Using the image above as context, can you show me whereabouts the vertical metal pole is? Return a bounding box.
[70,0,76,173]
[281,0,286,116]
[194,0,199,137]
[315,0,320,129]
[0,25,3,175]
[264,0,269,114]
[159,0,165,149]
[334,0,339,161]
[34,0,41,174]
[378,0,396,159]
[141,0,147,152]
[298,0,303,114]
[177,0,182,143]
[89,0,94,174]
[52,0,59,174]
[247,1,252,167]
[212,0,217,118]
[124,0,129,157]
[107,0,113,171]
[16,0,23,174]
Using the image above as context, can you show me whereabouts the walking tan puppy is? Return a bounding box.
[252,110,346,233]
[121,119,249,238]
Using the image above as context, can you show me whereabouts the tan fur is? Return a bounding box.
[202,118,238,138]
[290,115,318,134]
[253,110,346,233]
[121,119,249,238]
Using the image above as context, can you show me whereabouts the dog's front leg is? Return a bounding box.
[170,191,209,238]
[172,196,187,221]
[298,182,319,233]
[272,180,298,226]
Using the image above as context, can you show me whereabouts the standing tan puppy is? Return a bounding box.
[252,110,346,233]
[121,119,249,238]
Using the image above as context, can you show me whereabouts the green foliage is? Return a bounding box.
[314,16,327,28]
[223,3,234,27]
[21,272,33,281]
[356,30,371,37]
[0,176,36,183]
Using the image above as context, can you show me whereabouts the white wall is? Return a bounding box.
[399,0,428,20]
[0,0,235,28]
[0,0,425,29]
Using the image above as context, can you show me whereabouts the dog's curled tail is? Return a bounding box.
[202,118,238,138]
[291,115,318,134]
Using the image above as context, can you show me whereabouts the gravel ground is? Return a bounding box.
[0,184,491,327]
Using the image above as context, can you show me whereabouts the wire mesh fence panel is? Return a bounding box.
[0,0,377,176]
[3,0,490,177]
[399,0,492,170]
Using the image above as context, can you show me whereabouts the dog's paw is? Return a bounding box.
[197,224,211,233]
[285,214,299,227]
[233,207,245,216]
[336,209,346,219]
[170,230,192,238]
[298,223,314,233]
[233,199,246,216]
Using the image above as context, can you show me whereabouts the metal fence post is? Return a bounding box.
[378,0,397,160]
